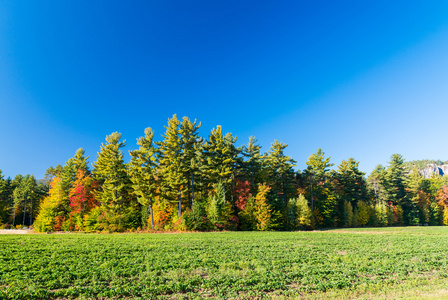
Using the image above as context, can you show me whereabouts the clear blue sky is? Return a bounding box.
[2,1,448,179]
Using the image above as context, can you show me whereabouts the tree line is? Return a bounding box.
[1,114,448,232]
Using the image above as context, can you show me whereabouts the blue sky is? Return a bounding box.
[2,1,448,179]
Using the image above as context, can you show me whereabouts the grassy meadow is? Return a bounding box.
[2,227,448,299]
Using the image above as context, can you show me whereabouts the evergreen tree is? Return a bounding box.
[342,201,354,228]
[242,136,263,193]
[0,170,7,224]
[286,194,313,230]
[406,167,424,193]
[206,182,232,229]
[304,149,335,227]
[11,175,39,227]
[333,158,368,226]
[264,140,297,205]
[203,126,238,204]
[128,127,158,229]
[367,165,388,203]
[73,148,90,173]
[92,132,131,231]
[156,115,186,217]
[384,154,414,224]
[45,165,63,181]
[238,194,257,231]
[10,175,22,226]
[179,117,202,208]
[334,158,368,205]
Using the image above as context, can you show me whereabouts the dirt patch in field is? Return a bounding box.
[319,230,388,235]
[0,229,32,234]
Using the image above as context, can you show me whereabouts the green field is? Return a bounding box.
[2,227,448,299]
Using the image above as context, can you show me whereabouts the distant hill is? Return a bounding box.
[36,178,50,186]
[404,160,448,178]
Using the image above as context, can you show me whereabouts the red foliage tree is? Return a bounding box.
[234,179,251,210]
[69,170,98,216]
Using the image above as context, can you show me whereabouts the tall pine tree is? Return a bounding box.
[179,117,202,208]
[128,127,158,229]
[92,132,131,230]
[156,115,187,217]
[203,126,238,204]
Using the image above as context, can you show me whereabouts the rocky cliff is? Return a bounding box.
[420,164,448,178]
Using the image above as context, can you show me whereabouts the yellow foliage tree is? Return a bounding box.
[357,201,371,226]
[443,207,448,226]
[255,183,272,231]
[34,177,64,232]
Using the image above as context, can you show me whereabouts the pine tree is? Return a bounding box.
[334,158,368,227]
[367,165,388,203]
[92,132,131,230]
[264,140,297,205]
[45,165,63,182]
[128,127,158,229]
[156,115,187,217]
[12,175,38,227]
[206,182,227,229]
[384,154,414,224]
[334,158,368,205]
[203,126,238,204]
[242,136,263,193]
[238,194,257,231]
[179,117,202,208]
[305,149,334,227]
[342,201,354,228]
[73,148,90,173]
[0,170,7,224]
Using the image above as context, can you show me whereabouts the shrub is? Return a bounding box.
[182,200,212,231]
[342,201,354,228]
[83,206,103,232]
[357,201,371,226]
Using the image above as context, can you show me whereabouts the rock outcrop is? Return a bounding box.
[421,164,448,178]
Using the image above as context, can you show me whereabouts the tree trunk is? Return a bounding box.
[251,172,254,192]
[310,174,314,213]
[12,206,16,226]
[191,171,195,207]
[231,173,234,205]
[222,179,226,205]
[282,178,286,204]
[178,185,182,217]
[149,204,154,230]
[22,198,27,226]
[188,186,191,209]
[29,200,33,226]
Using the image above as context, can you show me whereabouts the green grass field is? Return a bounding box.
[2,227,448,299]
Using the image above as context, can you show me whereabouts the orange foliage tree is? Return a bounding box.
[68,170,98,230]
